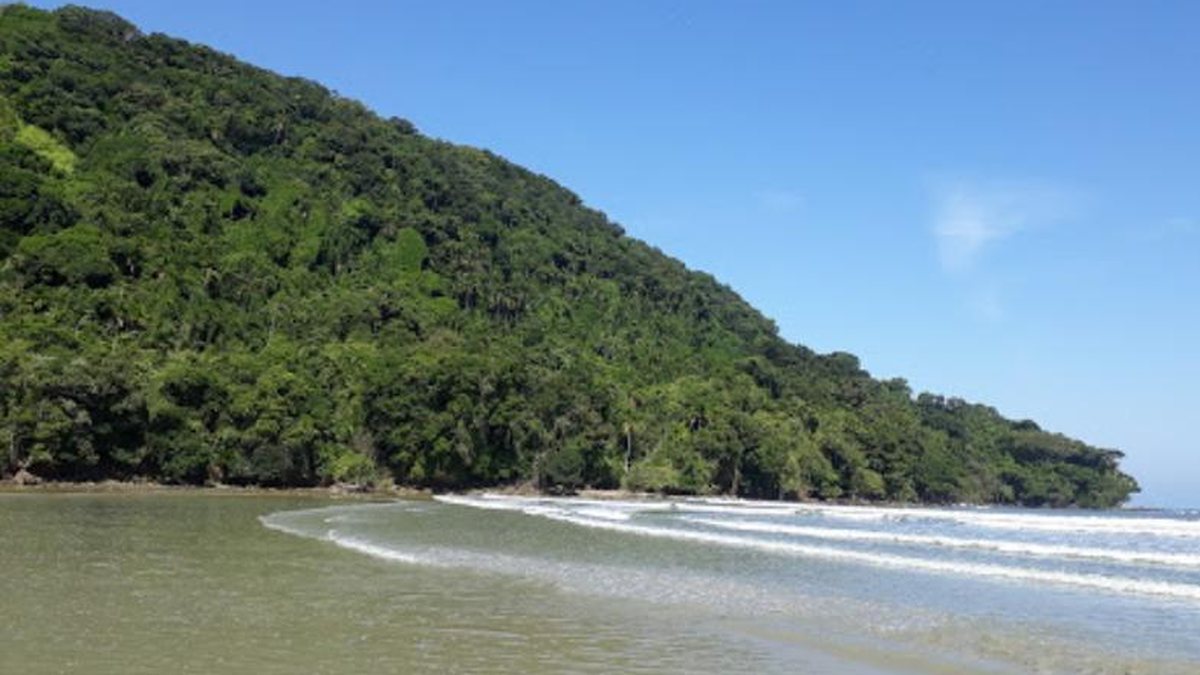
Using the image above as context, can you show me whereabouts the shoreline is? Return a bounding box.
[0,479,651,504]
[0,478,432,500]
[1,478,1154,511]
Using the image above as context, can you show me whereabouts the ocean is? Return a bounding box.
[263,493,1200,672]
[3,492,1197,673]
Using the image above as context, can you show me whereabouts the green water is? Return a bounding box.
[9,493,1184,674]
[0,493,894,674]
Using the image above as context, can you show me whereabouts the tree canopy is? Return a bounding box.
[0,5,1138,506]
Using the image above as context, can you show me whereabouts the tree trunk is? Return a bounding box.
[623,424,632,474]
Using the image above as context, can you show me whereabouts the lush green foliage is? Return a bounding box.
[0,6,1137,506]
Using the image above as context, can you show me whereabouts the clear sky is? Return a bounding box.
[27,1,1199,507]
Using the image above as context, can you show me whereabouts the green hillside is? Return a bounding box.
[0,5,1137,506]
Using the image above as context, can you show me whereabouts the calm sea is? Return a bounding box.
[3,492,1198,673]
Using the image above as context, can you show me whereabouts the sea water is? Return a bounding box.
[3,492,1198,673]
[265,494,1200,672]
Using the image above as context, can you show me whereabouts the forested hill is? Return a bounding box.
[0,6,1137,506]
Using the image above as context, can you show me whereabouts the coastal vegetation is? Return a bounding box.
[0,5,1137,506]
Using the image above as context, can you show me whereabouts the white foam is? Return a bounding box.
[264,498,1200,603]
[684,517,1200,569]
[434,493,674,521]
[261,511,424,566]
[789,503,1200,538]
[676,496,1200,539]
[441,494,1200,539]
[434,493,535,512]
[574,507,633,521]
[326,532,422,565]
[258,514,318,539]
[462,493,677,514]
[438,497,1200,602]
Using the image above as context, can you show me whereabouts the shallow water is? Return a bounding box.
[3,493,1198,673]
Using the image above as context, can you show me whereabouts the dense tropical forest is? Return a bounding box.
[0,5,1137,506]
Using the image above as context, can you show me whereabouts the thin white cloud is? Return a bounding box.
[930,179,1082,273]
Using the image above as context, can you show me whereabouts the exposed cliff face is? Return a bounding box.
[0,5,1137,506]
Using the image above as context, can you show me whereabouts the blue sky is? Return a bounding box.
[29,1,1199,506]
